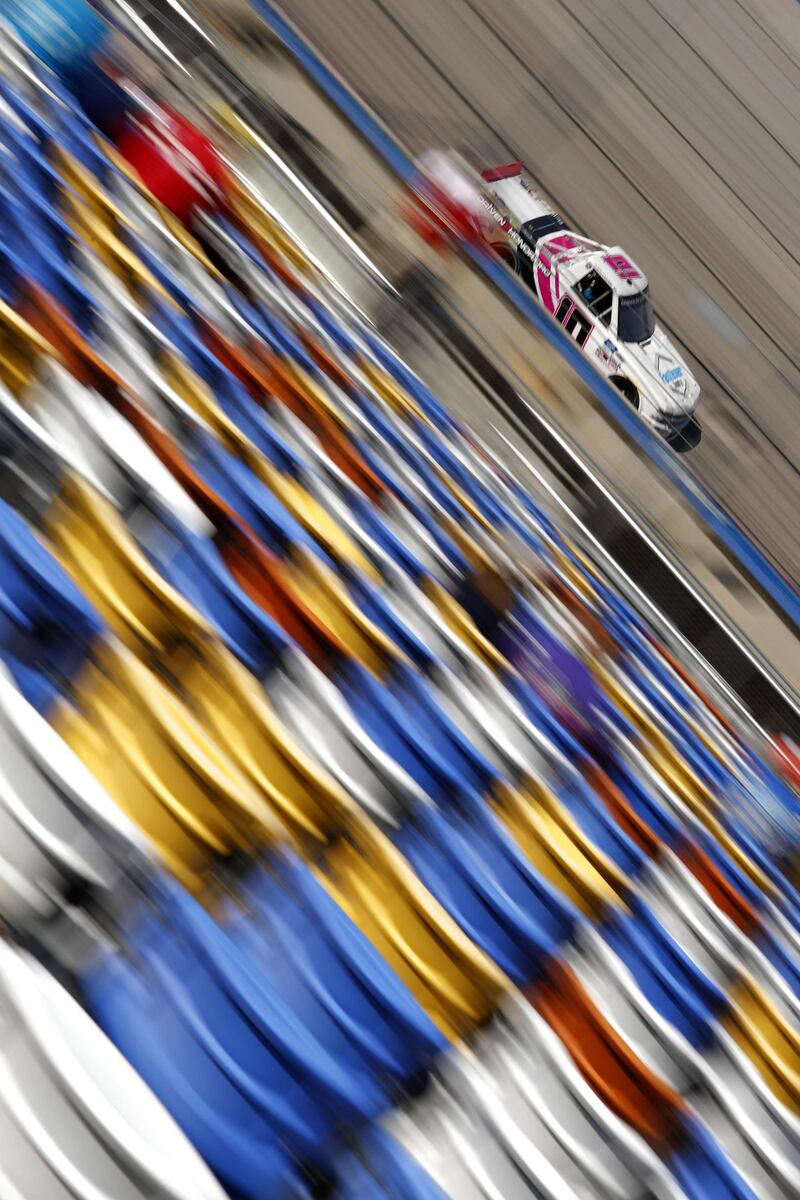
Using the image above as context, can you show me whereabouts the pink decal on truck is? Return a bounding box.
[549,234,580,251]
[536,254,556,312]
[603,253,641,281]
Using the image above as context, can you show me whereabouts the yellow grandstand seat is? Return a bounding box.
[724,976,800,1113]
[490,780,630,921]
[258,460,377,577]
[177,637,356,848]
[425,578,509,671]
[53,643,282,891]
[285,363,349,427]
[549,544,600,601]
[435,472,496,538]
[285,549,399,676]
[52,146,129,235]
[357,359,425,423]
[43,473,209,658]
[61,191,169,305]
[160,350,242,439]
[0,301,55,395]
[44,477,352,852]
[318,812,508,1042]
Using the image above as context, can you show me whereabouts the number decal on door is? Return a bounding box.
[555,297,594,348]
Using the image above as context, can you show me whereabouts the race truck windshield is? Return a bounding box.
[617,287,656,344]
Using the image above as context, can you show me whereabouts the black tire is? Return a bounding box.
[491,243,518,272]
[610,375,639,410]
[666,416,702,453]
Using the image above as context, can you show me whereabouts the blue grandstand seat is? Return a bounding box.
[602,893,729,1049]
[668,1117,759,1200]
[321,1127,449,1200]
[85,873,397,1197]
[604,757,686,845]
[0,498,103,710]
[139,509,290,676]
[0,206,97,332]
[344,571,434,669]
[228,289,320,377]
[226,851,445,1084]
[85,945,299,1199]
[0,116,66,199]
[346,492,429,578]
[185,427,335,567]
[395,798,579,985]
[554,774,647,878]
[336,658,499,804]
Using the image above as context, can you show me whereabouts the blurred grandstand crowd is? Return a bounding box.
[0,1,799,1198]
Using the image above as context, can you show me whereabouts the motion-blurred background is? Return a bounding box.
[0,1,798,1199]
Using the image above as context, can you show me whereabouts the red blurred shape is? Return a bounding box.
[480,161,525,182]
[115,104,227,224]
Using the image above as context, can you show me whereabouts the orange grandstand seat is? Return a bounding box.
[678,840,762,938]
[528,957,688,1151]
[583,762,663,858]
[297,328,354,396]
[199,317,384,502]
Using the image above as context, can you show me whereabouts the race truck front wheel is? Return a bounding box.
[610,376,639,410]
[666,417,702,453]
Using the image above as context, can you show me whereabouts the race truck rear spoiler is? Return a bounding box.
[481,162,525,182]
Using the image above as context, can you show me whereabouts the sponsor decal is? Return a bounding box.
[603,338,618,354]
[660,366,682,384]
[603,252,642,281]
[479,196,537,265]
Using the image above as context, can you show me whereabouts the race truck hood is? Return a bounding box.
[618,325,699,418]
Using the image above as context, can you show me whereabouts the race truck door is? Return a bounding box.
[534,236,599,350]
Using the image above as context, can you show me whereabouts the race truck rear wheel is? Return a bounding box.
[490,243,518,271]
[610,376,639,410]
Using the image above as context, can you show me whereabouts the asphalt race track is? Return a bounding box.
[271,0,800,585]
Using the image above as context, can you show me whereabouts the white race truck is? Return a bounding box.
[479,162,701,450]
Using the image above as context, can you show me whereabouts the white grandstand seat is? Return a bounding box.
[386,993,678,1200]
[378,567,465,662]
[641,851,799,1002]
[0,664,150,933]
[690,1041,800,1199]
[387,1073,584,1200]
[565,925,697,1093]
[0,378,102,516]
[380,495,459,580]
[0,939,227,1200]
[26,361,211,534]
[267,643,427,827]
[428,648,560,780]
